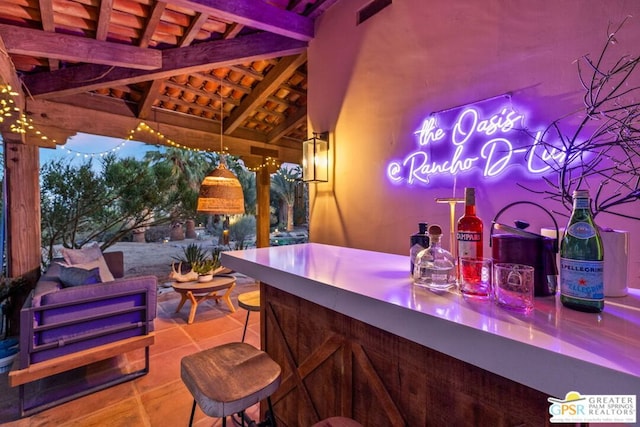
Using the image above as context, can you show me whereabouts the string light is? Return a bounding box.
[0,84,283,172]
[245,156,281,172]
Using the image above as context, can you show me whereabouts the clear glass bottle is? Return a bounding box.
[410,222,429,276]
[413,224,456,290]
[560,189,604,313]
[457,187,483,259]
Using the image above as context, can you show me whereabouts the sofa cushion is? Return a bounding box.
[59,264,102,288]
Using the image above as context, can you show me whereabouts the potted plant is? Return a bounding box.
[522,19,640,296]
[192,259,217,282]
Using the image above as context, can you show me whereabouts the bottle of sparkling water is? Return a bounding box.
[559,189,604,313]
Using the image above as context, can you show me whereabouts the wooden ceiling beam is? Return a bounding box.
[171,0,314,41]
[224,52,307,134]
[24,98,302,163]
[0,24,162,70]
[0,34,25,143]
[22,32,307,99]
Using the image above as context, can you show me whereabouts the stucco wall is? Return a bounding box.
[307,0,640,288]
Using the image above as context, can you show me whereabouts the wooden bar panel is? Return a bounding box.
[262,283,556,427]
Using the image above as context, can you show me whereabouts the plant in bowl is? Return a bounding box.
[172,243,208,270]
[192,257,223,282]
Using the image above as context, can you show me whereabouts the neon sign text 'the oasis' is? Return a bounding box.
[386,97,567,186]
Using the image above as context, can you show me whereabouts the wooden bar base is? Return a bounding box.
[262,284,555,426]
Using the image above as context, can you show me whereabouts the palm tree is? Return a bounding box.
[271,166,302,231]
[144,148,211,220]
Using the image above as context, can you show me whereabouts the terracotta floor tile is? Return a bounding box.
[139,379,196,426]
[134,342,199,395]
[63,397,144,427]
[0,278,265,426]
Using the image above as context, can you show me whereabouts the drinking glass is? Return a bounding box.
[458,257,492,300]
[493,263,535,313]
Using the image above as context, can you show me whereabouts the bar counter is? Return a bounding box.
[222,243,640,425]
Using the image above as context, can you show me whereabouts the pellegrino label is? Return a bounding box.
[567,222,596,239]
[560,258,604,300]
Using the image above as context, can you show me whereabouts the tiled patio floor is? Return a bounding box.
[0,275,261,426]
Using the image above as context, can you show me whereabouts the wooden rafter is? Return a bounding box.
[224,52,307,134]
[22,32,307,99]
[179,12,209,47]
[96,0,114,41]
[267,106,307,143]
[37,0,58,70]
[170,0,314,41]
[139,1,167,48]
[0,24,162,70]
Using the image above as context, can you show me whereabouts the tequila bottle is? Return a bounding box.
[413,224,456,290]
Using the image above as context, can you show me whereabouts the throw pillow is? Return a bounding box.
[59,264,102,288]
[61,259,115,283]
[60,243,115,283]
[61,242,103,265]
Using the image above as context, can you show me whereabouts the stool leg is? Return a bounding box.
[189,399,196,427]
[241,310,251,342]
[267,396,277,427]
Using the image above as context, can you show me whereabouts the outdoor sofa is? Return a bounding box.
[9,247,157,416]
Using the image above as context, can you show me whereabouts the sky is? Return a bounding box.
[39,132,161,166]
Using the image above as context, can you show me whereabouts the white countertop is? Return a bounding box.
[221,243,640,398]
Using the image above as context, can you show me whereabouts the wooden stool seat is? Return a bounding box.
[238,290,260,342]
[181,342,281,423]
[312,417,363,427]
[238,290,261,311]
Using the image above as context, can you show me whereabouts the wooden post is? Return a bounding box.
[244,155,276,249]
[4,139,41,282]
[256,165,271,248]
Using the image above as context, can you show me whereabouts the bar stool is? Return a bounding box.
[238,290,260,342]
[312,417,363,426]
[181,342,281,427]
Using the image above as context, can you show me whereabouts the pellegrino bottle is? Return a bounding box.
[457,187,483,259]
[410,222,429,276]
[560,190,604,313]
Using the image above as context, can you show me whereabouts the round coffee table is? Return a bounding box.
[172,275,236,324]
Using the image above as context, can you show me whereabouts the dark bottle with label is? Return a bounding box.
[457,187,483,259]
[560,189,604,313]
[410,222,429,275]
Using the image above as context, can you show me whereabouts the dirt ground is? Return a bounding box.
[108,239,223,284]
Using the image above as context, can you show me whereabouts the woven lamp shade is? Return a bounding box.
[196,163,245,215]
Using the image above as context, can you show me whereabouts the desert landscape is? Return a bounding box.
[109,239,214,284]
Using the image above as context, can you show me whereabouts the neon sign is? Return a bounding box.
[387,97,567,185]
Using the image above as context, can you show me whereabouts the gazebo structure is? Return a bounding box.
[0,0,340,282]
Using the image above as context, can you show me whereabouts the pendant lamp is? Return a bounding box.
[197,162,245,214]
[196,77,245,215]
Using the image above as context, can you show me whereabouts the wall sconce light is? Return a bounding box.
[302,131,329,182]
